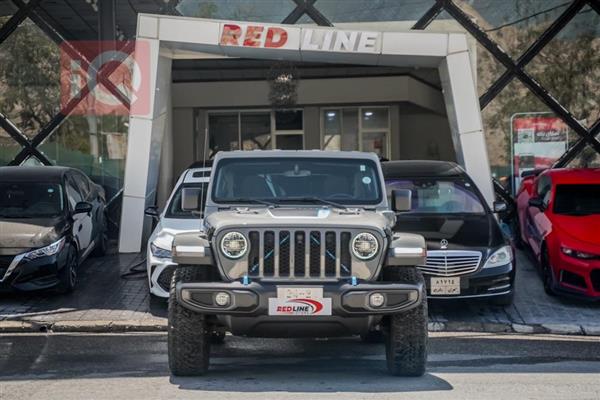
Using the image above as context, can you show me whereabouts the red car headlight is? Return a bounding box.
[561,247,600,260]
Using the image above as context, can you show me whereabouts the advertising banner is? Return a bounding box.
[512,115,568,192]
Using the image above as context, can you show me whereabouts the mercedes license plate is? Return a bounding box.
[430,277,461,295]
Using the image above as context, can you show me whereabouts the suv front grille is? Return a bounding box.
[418,250,482,277]
[248,230,353,279]
[157,265,176,292]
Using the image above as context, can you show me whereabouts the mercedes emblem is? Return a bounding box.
[440,239,449,249]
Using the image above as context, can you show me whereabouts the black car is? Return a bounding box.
[383,160,515,305]
[0,166,107,293]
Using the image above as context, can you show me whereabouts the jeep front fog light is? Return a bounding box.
[215,292,231,307]
[369,292,385,308]
[352,232,379,260]
[221,231,248,259]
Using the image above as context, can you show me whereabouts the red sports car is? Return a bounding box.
[517,168,600,299]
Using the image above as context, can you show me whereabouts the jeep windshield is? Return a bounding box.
[212,157,382,205]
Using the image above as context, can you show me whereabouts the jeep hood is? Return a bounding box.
[0,217,65,255]
[205,207,390,234]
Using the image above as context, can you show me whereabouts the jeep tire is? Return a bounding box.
[168,266,212,376]
[383,266,428,377]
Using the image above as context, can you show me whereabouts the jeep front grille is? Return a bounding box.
[418,250,482,277]
[247,230,353,279]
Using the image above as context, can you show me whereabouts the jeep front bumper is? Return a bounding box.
[176,279,424,317]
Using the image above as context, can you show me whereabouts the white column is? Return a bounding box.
[118,37,172,252]
[439,34,494,207]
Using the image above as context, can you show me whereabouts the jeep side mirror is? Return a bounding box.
[73,201,92,215]
[493,200,508,213]
[528,197,544,210]
[145,206,160,220]
[181,187,202,211]
[391,189,412,213]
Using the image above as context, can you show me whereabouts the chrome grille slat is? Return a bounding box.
[418,250,482,277]
[247,229,356,280]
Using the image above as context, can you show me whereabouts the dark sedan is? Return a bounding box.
[383,160,515,305]
[0,167,107,293]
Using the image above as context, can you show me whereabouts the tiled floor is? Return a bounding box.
[1,247,599,331]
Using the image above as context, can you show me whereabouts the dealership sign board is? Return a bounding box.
[512,115,568,190]
[218,23,381,59]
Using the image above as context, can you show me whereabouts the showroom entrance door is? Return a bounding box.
[119,16,493,252]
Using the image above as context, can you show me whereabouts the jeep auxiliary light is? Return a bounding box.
[215,292,231,307]
[369,292,385,308]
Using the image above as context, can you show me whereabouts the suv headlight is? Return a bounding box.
[23,237,66,261]
[351,232,379,260]
[483,245,513,269]
[150,242,172,259]
[221,231,248,259]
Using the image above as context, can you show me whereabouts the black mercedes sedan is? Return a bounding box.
[0,167,107,293]
[383,161,515,306]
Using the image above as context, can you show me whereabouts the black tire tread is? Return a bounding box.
[168,266,212,376]
[383,266,428,377]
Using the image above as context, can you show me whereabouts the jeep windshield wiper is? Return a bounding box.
[274,196,348,209]
[226,198,279,207]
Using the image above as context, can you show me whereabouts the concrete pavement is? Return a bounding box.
[0,332,599,399]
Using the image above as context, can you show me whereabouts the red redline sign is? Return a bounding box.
[220,24,288,48]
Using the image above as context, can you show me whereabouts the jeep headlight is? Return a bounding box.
[351,232,379,260]
[221,231,248,259]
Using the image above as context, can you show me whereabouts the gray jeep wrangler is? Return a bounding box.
[169,150,428,376]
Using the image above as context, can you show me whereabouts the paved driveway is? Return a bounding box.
[0,247,599,334]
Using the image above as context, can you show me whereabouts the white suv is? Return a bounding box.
[146,165,210,298]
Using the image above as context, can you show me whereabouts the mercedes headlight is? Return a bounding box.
[150,242,172,259]
[483,245,513,269]
[351,232,379,260]
[221,231,248,259]
[23,237,66,261]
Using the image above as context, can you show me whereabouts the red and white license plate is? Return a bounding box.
[268,287,332,316]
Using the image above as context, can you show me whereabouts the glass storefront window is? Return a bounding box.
[321,107,389,157]
[455,0,570,59]
[275,110,303,131]
[316,0,435,23]
[323,109,341,150]
[37,113,129,200]
[480,78,566,194]
[176,0,296,22]
[342,109,359,151]
[362,131,387,158]
[0,18,60,139]
[275,134,303,150]
[208,113,239,157]
[426,10,507,97]
[0,128,22,165]
[241,112,271,150]
[524,5,600,129]
[361,108,388,130]
[208,110,304,155]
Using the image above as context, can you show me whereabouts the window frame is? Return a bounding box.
[206,109,305,154]
[320,106,391,158]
